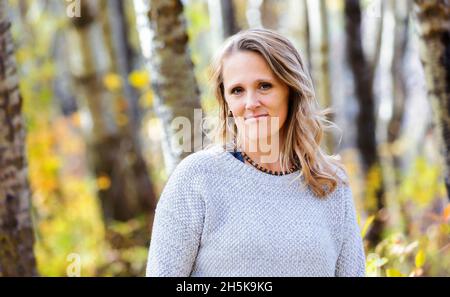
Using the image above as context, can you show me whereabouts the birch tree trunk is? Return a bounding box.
[99,0,157,217]
[246,0,263,28]
[207,0,240,51]
[0,0,38,276]
[278,0,310,70]
[134,0,202,174]
[66,0,155,221]
[413,0,450,200]
[345,0,386,248]
[102,0,141,129]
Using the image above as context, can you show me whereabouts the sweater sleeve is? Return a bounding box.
[146,157,205,277]
[335,184,366,277]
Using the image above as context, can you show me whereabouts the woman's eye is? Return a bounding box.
[231,87,243,95]
[260,83,272,90]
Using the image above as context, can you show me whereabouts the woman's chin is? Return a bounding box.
[243,132,280,143]
[245,127,280,140]
[237,123,282,144]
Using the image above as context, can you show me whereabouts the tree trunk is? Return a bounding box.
[344,0,386,248]
[135,0,203,174]
[278,0,310,70]
[207,0,240,51]
[318,0,334,153]
[413,0,450,200]
[103,0,142,129]
[304,0,312,75]
[387,0,410,169]
[52,31,79,116]
[307,0,333,153]
[246,0,263,28]
[66,0,155,221]
[260,0,281,30]
[100,0,157,217]
[0,0,38,276]
[232,0,250,30]
[220,0,240,38]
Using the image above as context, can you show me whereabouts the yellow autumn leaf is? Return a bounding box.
[97,175,111,190]
[361,215,375,239]
[386,268,404,277]
[41,62,55,80]
[117,113,129,127]
[443,204,450,222]
[15,47,30,63]
[71,112,81,128]
[41,178,58,192]
[103,73,122,91]
[115,99,129,114]
[128,70,150,89]
[139,91,154,108]
[415,249,426,268]
[43,156,61,173]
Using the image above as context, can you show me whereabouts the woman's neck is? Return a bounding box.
[238,133,291,172]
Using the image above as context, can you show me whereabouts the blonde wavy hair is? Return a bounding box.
[205,28,347,198]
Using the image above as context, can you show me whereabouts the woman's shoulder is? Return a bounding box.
[335,166,350,187]
[322,162,352,203]
[324,159,350,188]
[171,144,225,176]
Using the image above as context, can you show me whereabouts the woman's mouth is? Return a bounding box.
[244,114,269,121]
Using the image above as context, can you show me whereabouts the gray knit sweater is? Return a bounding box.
[146,145,366,277]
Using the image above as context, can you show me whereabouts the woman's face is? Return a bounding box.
[222,50,290,149]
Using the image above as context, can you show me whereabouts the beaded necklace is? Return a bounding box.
[241,151,300,176]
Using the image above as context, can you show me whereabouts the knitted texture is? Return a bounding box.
[146,145,366,277]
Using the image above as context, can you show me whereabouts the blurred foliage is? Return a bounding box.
[12,0,154,276]
[342,149,449,277]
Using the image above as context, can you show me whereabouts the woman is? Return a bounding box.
[146,28,366,277]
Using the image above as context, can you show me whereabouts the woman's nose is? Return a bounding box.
[244,91,261,109]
